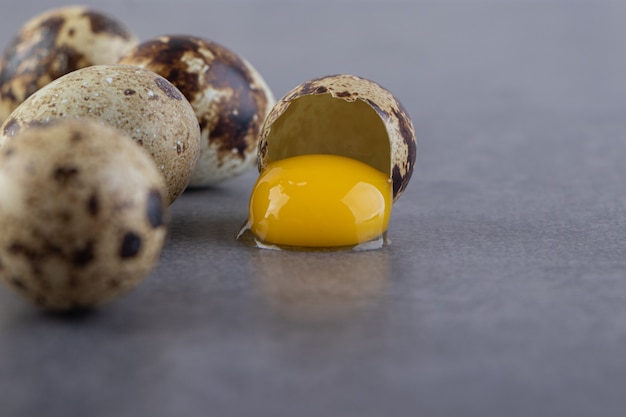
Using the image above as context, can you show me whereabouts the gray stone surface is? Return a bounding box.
[2,1,626,416]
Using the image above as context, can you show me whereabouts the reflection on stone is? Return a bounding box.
[253,250,390,322]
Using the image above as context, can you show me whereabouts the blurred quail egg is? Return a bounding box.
[0,119,168,311]
[119,35,274,186]
[0,5,138,123]
[238,74,417,251]
[0,64,201,205]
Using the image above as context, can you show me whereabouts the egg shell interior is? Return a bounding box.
[263,94,391,176]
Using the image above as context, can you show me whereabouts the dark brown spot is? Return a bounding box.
[8,242,37,259]
[71,132,84,143]
[120,36,202,99]
[3,118,20,137]
[146,189,164,228]
[315,86,328,94]
[68,28,76,37]
[68,276,80,288]
[53,165,79,183]
[73,241,94,267]
[176,142,183,154]
[154,77,183,100]
[108,279,121,289]
[9,242,53,279]
[136,139,144,146]
[202,59,264,158]
[336,91,351,98]
[11,277,26,291]
[120,231,142,258]
[87,194,99,216]
[83,96,90,101]
[124,88,136,95]
[82,10,134,40]
[392,165,403,198]
[59,210,73,223]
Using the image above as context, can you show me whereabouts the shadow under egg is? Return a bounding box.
[252,249,391,323]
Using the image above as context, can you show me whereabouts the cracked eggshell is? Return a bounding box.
[0,5,138,123]
[0,64,201,205]
[119,35,274,187]
[258,74,417,202]
[0,119,168,311]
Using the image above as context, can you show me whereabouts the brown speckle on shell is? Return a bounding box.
[81,10,133,39]
[11,277,26,290]
[154,77,183,100]
[53,165,79,183]
[72,241,95,267]
[87,194,99,216]
[120,231,142,259]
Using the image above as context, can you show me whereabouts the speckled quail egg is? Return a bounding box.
[0,119,168,311]
[0,5,138,124]
[118,35,274,187]
[0,64,201,205]
[238,74,417,251]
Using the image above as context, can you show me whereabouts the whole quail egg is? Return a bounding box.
[0,64,201,205]
[0,119,168,311]
[0,5,138,123]
[118,35,274,187]
[238,74,417,251]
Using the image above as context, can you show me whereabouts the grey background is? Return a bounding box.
[2,1,626,416]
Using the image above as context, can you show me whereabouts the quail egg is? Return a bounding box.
[238,74,417,251]
[119,35,274,186]
[0,5,138,123]
[0,64,201,205]
[0,119,168,311]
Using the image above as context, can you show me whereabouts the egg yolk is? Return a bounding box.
[247,154,392,248]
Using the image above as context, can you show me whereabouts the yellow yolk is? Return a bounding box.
[247,154,392,248]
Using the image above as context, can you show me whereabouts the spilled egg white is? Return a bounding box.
[257,74,417,202]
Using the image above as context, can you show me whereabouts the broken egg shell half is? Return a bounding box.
[0,64,201,205]
[119,34,275,187]
[0,5,139,123]
[0,119,168,311]
[257,74,417,202]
